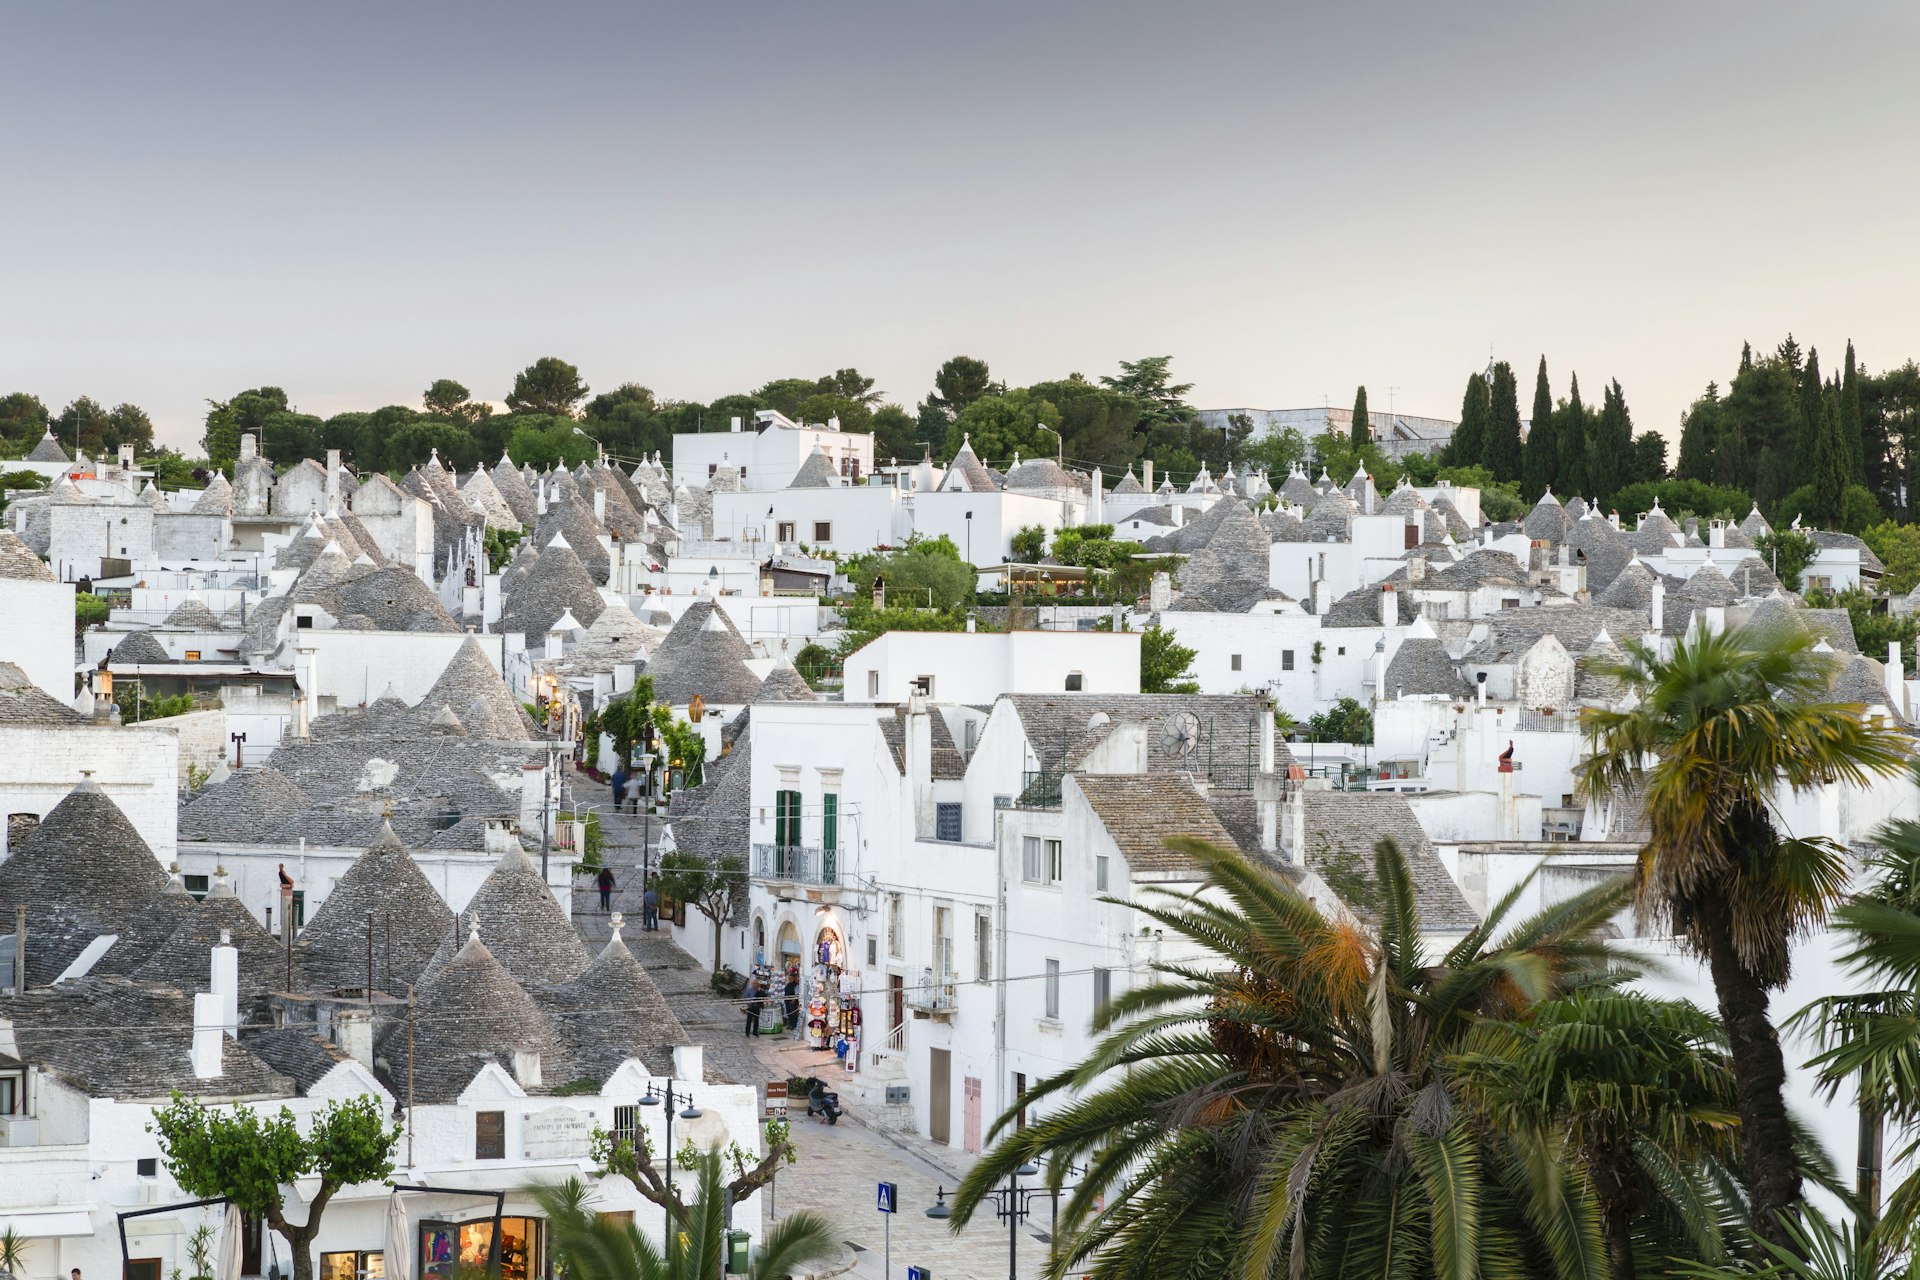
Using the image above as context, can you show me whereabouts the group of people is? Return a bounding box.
[744,964,802,1037]
[609,763,648,814]
[593,865,659,930]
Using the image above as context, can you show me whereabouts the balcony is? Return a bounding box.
[753,843,839,889]
[904,966,957,1018]
[1016,770,1063,809]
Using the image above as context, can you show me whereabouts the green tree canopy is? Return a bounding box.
[506,356,590,417]
[1349,384,1369,449]
[201,387,291,468]
[1139,623,1197,694]
[0,392,49,444]
[1486,360,1524,483]
[1446,371,1490,468]
[946,389,1061,466]
[422,378,473,417]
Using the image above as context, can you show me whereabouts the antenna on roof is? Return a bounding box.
[1160,711,1201,772]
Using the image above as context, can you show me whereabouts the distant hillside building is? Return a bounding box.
[1198,407,1458,460]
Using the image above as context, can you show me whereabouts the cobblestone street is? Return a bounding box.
[576,781,1065,1277]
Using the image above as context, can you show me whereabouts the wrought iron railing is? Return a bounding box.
[1017,770,1064,809]
[752,842,838,886]
[904,965,957,1013]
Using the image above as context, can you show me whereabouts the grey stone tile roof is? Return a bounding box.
[1072,773,1240,877]
[1724,555,1784,597]
[1567,513,1627,557]
[1141,497,1235,554]
[754,660,817,702]
[421,845,590,991]
[1323,582,1419,627]
[316,563,461,632]
[491,455,539,526]
[308,691,414,742]
[644,601,762,705]
[162,597,225,630]
[1299,791,1479,931]
[1380,483,1429,519]
[499,537,606,638]
[1739,506,1773,541]
[461,469,522,531]
[134,883,299,1017]
[664,724,751,867]
[1810,529,1884,574]
[25,432,69,463]
[1,977,293,1099]
[1111,467,1144,495]
[1429,495,1473,540]
[578,466,652,544]
[1627,509,1684,553]
[275,528,328,572]
[294,823,455,993]
[78,880,199,982]
[939,440,998,492]
[0,782,169,982]
[1564,496,1589,520]
[110,630,172,665]
[876,706,967,780]
[1575,632,1629,703]
[291,543,364,599]
[191,473,232,516]
[1664,562,1736,633]
[0,529,54,581]
[180,767,307,841]
[1276,471,1318,506]
[1523,492,1572,543]
[532,492,611,582]
[1733,599,1858,653]
[1581,540,1638,596]
[552,598,660,677]
[1303,490,1356,541]
[1425,549,1528,590]
[1262,509,1307,542]
[415,636,542,740]
[1006,457,1073,492]
[380,927,564,1103]
[1833,654,1900,717]
[1168,501,1277,612]
[788,446,838,489]
[539,926,691,1079]
[1006,693,1290,781]
[0,662,81,723]
[242,1029,352,1090]
[1465,605,1650,663]
[1384,637,1467,698]
[1595,560,1659,611]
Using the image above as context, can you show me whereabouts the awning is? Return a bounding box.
[0,1208,96,1238]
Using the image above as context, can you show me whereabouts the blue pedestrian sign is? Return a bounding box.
[877,1181,898,1213]
[908,1269,930,1280]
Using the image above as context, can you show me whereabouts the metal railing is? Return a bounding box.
[752,842,839,886]
[1017,770,1064,809]
[904,965,957,1013]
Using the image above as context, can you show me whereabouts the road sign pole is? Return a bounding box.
[885,1208,891,1280]
[877,1181,898,1279]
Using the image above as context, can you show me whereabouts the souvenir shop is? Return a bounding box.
[757,919,861,1069]
[419,1216,544,1280]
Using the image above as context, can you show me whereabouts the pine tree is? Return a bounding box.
[1714,406,1748,492]
[1814,398,1850,528]
[1588,378,1632,504]
[1530,357,1553,445]
[1448,372,1490,467]
[1740,341,1754,374]
[1843,340,1864,480]
[1676,383,1719,483]
[1486,362,1523,482]
[1795,347,1823,474]
[1350,386,1370,450]
[1557,372,1588,497]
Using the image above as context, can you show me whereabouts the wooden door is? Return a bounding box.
[929,1048,952,1145]
[963,1076,982,1153]
[889,974,905,1046]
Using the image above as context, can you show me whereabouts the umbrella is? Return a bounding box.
[384,1193,410,1280]
[215,1206,242,1280]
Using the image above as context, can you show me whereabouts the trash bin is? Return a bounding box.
[725,1229,750,1274]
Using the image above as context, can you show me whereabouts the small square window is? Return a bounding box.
[1230,654,1242,672]
[475,1110,505,1160]
[867,937,878,966]
[777,522,796,542]
[1337,646,1346,656]
[1093,968,1111,1019]
[1095,855,1109,892]
[935,803,963,842]
[813,521,832,542]
[1064,672,1083,691]
[137,1157,158,1178]
[1281,650,1295,671]
[184,874,209,900]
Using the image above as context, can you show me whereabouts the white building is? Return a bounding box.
[673,411,874,492]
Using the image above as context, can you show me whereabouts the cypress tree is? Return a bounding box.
[1795,347,1823,474]
[1530,357,1553,446]
[1676,383,1719,483]
[1814,397,1850,528]
[1714,406,1748,492]
[1842,340,1864,480]
[1740,341,1753,374]
[1557,372,1588,497]
[1588,378,1631,504]
[1486,362,1523,483]
[1350,386,1370,450]
[1449,372,1490,467]
[1522,401,1558,502]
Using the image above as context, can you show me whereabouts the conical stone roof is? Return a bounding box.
[135,881,297,1014]
[787,446,837,489]
[940,439,996,492]
[1384,637,1467,698]
[490,455,539,526]
[1167,501,1273,613]
[110,630,171,665]
[498,537,605,639]
[26,431,69,463]
[180,767,307,841]
[295,823,455,993]
[162,597,224,631]
[0,529,54,582]
[644,600,762,705]
[420,844,589,990]
[540,926,690,1080]
[754,660,818,703]
[190,473,232,516]
[381,924,562,1103]
[414,636,539,740]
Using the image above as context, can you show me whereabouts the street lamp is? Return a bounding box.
[639,1078,703,1244]
[639,750,658,904]
[927,1161,1052,1280]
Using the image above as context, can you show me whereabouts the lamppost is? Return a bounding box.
[639,1078,702,1247]
[639,750,657,899]
[927,1160,1069,1280]
[964,510,972,566]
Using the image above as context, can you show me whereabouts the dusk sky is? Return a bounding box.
[5,1,1918,452]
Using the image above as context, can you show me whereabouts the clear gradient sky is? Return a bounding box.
[4,1,1918,452]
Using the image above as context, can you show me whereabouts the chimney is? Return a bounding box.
[1408,555,1426,583]
[1090,466,1105,524]
[906,697,934,837]
[1169,504,1183,528]
[335,1007,375,1067]
[326,449,342,511]
[1286,788,1307,865]
[1256,698,1280,853]
[118,443,134,470]
[1889,641,1905,714]
[671,1044,705,1082]
[211,929,239,1036]
[238,434,257,463]
[484,818,520,857]
[1110,601,1124,632]
[593,488,606,522]
[1142,459,1153,492]
[1149,571,1172,613]
[1709,519,1726,549]
[1650,578,1665,632]
[11,905,23,993]
[511,1049,543,1088]
[521,763,546,836]
[730,416,743,433]
[1379,583,1396,627]
[192,993,224,1079]
[965,611,976,633]
[1608,509,1621,529]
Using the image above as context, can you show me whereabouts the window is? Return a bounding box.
[1064,671,1084,691]
[935,803,963,842]
[1023,836,1062,884]
[867,937,877,966]
[1337,646,1346,656]
[184,650,200,661]
[963,720,979,753]
[822,793,838,853]
[1044,959,1061,1020]
[1501,597,1520,609]
[777,521,795,542]
[888,893,904,957]
[933,906,954,982]
[1282,650,1295,671]
[774,789,801,850]
[1093,968,1111,1019]
[975,913,991,983]
[1013,1073,1028,1130]
[1230,654,1242,672]
[137,1156,157,1177]
[708,463,717,478]
[321,1251,383,1280]
[475,1110,505,1160]
[612,1104,639,1148]
[813,521,832,542]
[912,674,935,697]
[1095,855,1110,892]
[184,873,210,900]
[290,890,305,927]
[868,670,880,698]
[296,614,314,628]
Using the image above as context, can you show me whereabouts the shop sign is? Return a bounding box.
[765,1081,788,1118]
[522,1104,592,1159]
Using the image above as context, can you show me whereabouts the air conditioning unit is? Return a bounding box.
[139,1177,161,1203]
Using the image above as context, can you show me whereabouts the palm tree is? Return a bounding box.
[535,1152,837,1280]
[1455,991,1742,1280]
[1579,623,1908,1249]
[1673,1206,1920,1280]
[950,835,1633,1280]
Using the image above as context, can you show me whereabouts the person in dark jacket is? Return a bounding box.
[743,977,764,1037]
[596,865,615,910]
[610,766,629,811]
[783,966,801,1030]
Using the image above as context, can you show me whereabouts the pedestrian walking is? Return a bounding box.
[743,976,763,1037]
[642,885,659,931]
[610,764,629,813]
[595,865,615,911]
[782,965,801,1031]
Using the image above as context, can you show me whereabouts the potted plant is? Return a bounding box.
[0,1227,28,1280]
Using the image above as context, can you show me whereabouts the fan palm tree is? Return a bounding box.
[1578,623,1908,1249]
[534,1153,837,1280]
[1672,1205,1920,1280]
[949,834,1633,1280]
[1454,991,1743,1280]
